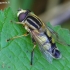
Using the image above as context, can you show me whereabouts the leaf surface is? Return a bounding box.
[0,8,70,70]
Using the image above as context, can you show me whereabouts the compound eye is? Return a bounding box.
[18,13,26,22]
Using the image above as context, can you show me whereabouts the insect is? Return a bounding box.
[7,9,70,65]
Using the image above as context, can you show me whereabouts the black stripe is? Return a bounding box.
[27,16,42,27]
[27,19,38,29]
[44,32,51,41]
[44,32,57,49]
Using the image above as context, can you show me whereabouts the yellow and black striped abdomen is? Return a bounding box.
[31,30,61,59]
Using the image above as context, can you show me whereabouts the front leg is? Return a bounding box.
[11,20,24,25]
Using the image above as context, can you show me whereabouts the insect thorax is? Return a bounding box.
[24,14,42,31]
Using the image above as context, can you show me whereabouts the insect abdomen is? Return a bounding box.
[32,31,61,59]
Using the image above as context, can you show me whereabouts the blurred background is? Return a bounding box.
[0,0,70,29]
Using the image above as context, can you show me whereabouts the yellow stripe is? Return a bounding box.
[52,37,55,43]
[46,29,51,37]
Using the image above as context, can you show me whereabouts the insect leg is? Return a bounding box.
[6,32,29,42]
[11,20,24,25]
[31,38,36,65]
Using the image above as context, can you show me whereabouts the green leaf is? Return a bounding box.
[0,7,70,70]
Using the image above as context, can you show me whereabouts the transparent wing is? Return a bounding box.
[45,23,70,47]
[38,43,53,63]
[31,31,53,63]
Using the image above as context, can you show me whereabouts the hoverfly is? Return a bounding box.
[7,9,70,65]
